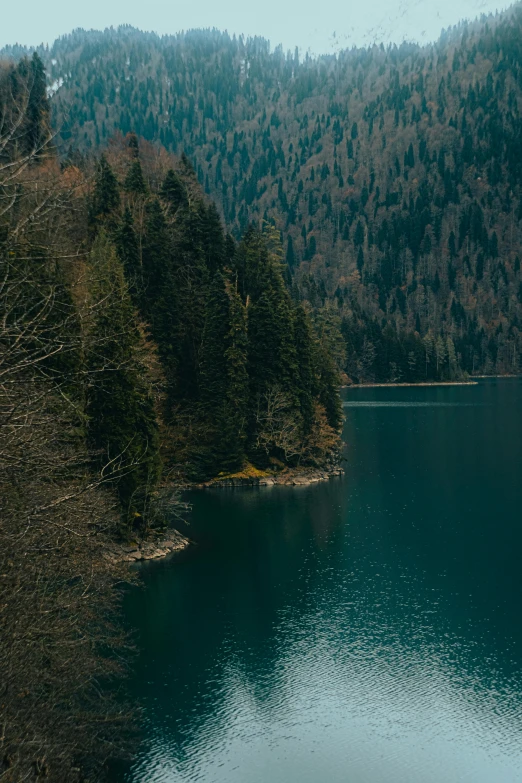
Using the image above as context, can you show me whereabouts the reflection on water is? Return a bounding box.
[116,379,522,783]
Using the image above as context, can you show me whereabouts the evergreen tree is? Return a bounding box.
[201,201,227,273]
[41,16,522,376]
[199,272,230,414]
[86,234,161,532]
[127,131,140,158]
[194,272,232,477]
[161,168,188,211]
[141,198,172,319]
[19,53,49,156]
[89,155,121,233]
[245,232,298,402]
[114,207,141,297]
[140,198,182,398]
[286,235,295,267]
[82,147,342,481]
[222,278,249,469]
[293,304,316,433]
[169,201,210,402]
[124,159,148,195]
[314,340,343,432]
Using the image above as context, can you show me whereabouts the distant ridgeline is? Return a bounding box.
[8,4,522,380]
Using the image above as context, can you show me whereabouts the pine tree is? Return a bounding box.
[141,198,172,320]
[423,332,435,377]
[200,202,226,273]
[89,155,121,233]
[140,197,182,398]
[293,304,316,433]
[161,169,188,211]
[446,336,458,378]
[20,53,49,156]
[243,228,303,461]
[315,346,343,431]
[169,201,210,403]
[86,233,161,533]
[127,131,140,158]
[286,235,295,267]
[194,272,232,477]
[222,278,249,469]
[124,159,148,195]
[114,207,141,297]
[199,272,229,414]
[246,263,298,401]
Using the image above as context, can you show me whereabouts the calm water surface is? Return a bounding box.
[117,379,522,783]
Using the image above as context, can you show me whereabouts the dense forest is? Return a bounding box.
[88,134,342,485]
[0,53,340,781]
[3,4,522,776]
[8,2,522,380]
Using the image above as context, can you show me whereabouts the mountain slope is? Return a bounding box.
[5,3,522,379]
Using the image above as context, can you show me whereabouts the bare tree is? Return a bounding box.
[254,386,303,462]
[0,62,137,783]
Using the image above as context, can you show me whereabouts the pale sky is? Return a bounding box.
[1,0,514,55]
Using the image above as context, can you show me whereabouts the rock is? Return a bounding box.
[199,463,343,490]
[106,529,190,565]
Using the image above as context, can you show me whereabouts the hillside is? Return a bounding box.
[3,5,522,381]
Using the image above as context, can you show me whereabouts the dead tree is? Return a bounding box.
[0,61,136,783]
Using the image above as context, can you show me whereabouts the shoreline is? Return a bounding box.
[343,381,478,388]
[107,464,344,564]
[104,528,190,564]
[344,375,521,388]
[195,463,344,489]
[108,373,519,566]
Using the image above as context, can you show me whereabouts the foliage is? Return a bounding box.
[33,8,522,377]
[86,233,161,533]
[85,136,343,479]
[0,50,343,781]
[0,66,135,782]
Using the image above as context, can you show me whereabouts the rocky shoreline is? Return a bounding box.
[104,528,190,564]
[107,465,344,565]
[195,464,344,489]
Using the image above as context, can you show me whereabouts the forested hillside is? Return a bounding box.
[93,133,342,480]
[13,3,522,380]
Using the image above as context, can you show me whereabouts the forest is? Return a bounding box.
[8,3,522,381]
[0,53,340,781]
[2,3,522,778]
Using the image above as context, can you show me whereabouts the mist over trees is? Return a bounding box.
[21,4,522,380]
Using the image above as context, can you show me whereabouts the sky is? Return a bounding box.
[1,0,515,54]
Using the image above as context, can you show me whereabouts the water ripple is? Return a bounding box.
[119,380,522,783]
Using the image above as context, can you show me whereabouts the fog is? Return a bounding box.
[1,0,514,53]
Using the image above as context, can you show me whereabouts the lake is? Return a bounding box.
[115,379,522,783]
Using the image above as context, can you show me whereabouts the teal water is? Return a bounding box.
[117,379,522,783]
